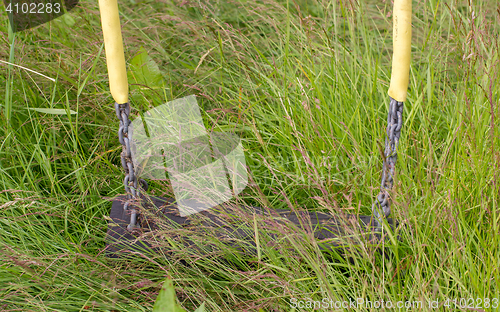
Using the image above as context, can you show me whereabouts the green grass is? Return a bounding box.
[1,0,499,310]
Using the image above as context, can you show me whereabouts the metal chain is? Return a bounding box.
[115,102,148,231]
[372,97,404,228]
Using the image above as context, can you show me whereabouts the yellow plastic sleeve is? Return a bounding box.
[388,0,412,102]
[98,0,128,104]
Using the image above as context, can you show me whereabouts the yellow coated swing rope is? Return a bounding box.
[98,0,128,104]
[388,0,412,102]
[99,0,144,231]
[372,0,412,227]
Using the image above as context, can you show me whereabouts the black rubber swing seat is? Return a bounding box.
[105,195,398,258]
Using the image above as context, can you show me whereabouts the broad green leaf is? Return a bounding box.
[128,46,164,89]
[27,108,77,115]
[152,278,187,312]
[193,302,206,312]
[62,14,76,27]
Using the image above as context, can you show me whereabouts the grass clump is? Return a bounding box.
[1,0,499,310]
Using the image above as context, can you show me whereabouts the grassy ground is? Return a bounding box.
[1,0,499,310]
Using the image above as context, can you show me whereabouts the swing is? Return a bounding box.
[100,0,411,258]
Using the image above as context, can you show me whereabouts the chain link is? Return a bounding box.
[372,97,404,228]
[115,102,148,231]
